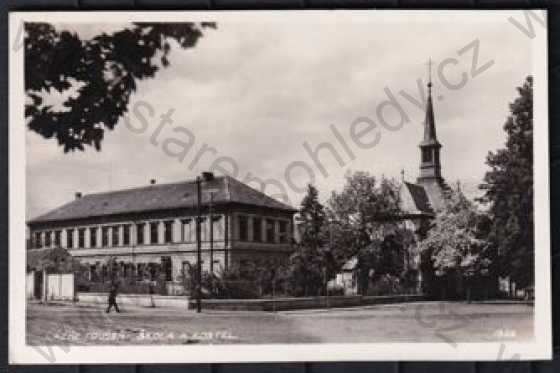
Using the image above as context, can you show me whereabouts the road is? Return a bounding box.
[26,301,534,345]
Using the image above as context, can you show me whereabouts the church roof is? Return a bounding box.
[400,182,434,217]
[28,175,296,225]
[420,82,441,148]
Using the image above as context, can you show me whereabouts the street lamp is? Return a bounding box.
[196,171,215,313]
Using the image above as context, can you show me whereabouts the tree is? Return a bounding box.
[479,76,534,289]
[25,22,215,152]
[297,184,327,249]
[419,189,491,300]
[288,184,331,296]
[326,171,402,293]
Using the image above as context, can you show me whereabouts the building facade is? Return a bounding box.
[27,175,296,291]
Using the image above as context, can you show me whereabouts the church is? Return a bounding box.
[334,72,451,295]
[400,71,451,223]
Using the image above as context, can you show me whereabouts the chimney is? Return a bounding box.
[75,192,82,199]
[150,179,156,185]
[201,172,215,182]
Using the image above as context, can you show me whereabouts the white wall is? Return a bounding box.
[46,273,75,300]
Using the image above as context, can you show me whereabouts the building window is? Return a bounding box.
[266,219,275,243]
[164,220,173,244]
[54,230,61,247]
[102,226,110,247]
[34,232,42,248]
[161,256,172,281]
[78,228,86,248]
[123,224,131,246]
[181,219,192,242]
[211,215,223,241]
[238,215,248,241]
[150,221,159,244]
[66,229,74,249]
[253,217,262,242]
[44,231,52,247]
[136,223,145,245]
[199,217,207,242]
[111,226,120,246]
[279,220,289,243]
[422,148,432,163]
[90,227,98,248]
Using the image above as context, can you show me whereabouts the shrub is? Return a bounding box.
[367,274,404,296]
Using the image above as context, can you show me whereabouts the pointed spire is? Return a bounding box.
[401,169,405,183]
[418,58,443,183]
[421,58,440,146]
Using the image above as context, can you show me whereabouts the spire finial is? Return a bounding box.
[401,169,405,182]
[426,57,433,91]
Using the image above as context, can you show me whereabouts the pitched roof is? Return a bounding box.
[420,84,442,148]
[28,176,296,225]
[400,182,434,216]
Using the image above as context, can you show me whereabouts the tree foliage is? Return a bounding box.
[288,184,334,296]
[326,171,404,292]
[479,76,534,288]
[25,22,215,152]
[419,189,491,282]
[296,184,326,250]
[326,172,402,263]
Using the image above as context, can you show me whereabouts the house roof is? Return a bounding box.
[28,175,296,225]
[400,182,434,216]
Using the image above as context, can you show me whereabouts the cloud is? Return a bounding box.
[26,17,533,218]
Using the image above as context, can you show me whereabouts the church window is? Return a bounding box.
[422,148,432,163]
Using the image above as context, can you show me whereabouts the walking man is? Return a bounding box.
[106,281,120,313]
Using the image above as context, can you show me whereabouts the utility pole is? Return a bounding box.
[209,192,214,274]
[196,175,202,313]
[195,172,215,313]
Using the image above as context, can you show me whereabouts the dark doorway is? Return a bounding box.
[33,270,43,300]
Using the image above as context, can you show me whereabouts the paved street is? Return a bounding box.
[27,301,534,345]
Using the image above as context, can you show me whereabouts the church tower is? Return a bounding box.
[416,59,447,211]
[417,59,442,183]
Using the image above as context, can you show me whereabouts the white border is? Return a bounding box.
[8,10,552,364]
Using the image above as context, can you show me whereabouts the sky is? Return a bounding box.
[26,16,533,219]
